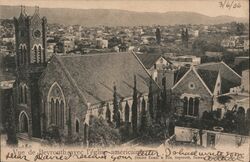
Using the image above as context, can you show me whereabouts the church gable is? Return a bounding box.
[39,56,88,134]
[39,56,87,111]
[172,68,212,97]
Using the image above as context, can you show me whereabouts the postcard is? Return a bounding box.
[0,0,249,161]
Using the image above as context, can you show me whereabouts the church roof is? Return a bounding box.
[196,69,218,92]
[55,52,159,105]
[196,62,241,81]
[196,62,241,93]
[136,54,170,69]
[174,66,189,84]
[172,62,242,94]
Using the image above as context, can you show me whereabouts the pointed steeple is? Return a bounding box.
[20,5,23,14]
[19,5,27,18]
[34,6,39,14]
[32,6,40,18]
[20,5,24,14]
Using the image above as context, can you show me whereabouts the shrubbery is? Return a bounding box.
[88,116,121,147]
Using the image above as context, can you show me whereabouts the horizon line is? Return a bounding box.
[0,4,248,19]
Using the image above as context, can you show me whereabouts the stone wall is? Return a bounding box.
[172,69,212,118]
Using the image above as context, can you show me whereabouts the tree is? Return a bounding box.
[108,37,121,48]
[236,23,245,35]
[236,107,246,135]
[185,28,189,42]
[246,109,250,135]
[161,78,167,115]
[88,116,121,147]
[155,28,161,45]
[125,101,130,124]
[5,89,18,146]
[156,94,162,123]
[140,113,165,144]
[113,85,120,128]
[43,125,61,144]
[148,78,154,119]
[219,110,237,133]
[106,104,111,123]
[122,101,131,139]
[131,75,138,135]
[140,98,146,133]
[181,28,189,48]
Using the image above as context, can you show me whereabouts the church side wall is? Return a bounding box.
[172,70,213,118]
[39,58,88,138]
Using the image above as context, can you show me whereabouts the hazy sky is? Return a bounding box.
[0,0,249,18]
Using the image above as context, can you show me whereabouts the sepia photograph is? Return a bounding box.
[0,0,249,161]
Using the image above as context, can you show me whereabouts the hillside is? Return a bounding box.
[0,5,248,26]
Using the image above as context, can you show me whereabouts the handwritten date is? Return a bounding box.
[219,0,241,9]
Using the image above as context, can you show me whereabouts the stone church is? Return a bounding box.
[171,62,241,118]
[14,6,47,138]
[14,8,159,141]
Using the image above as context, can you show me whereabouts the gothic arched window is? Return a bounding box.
[34,46,38,63]
[141,98,146,115]
[20,85,23,103]
[183,97,188,115]
[23,86,27,104]
[194,97,199,116]
[189,98,194,115]
[50,98,55,124]
[23,46,27,64]
[76,119,80,133]
[43,48,46,63]
[48,82,65,128]
[17,47,20,66]
[38,46,42,63]
[20,46,23,64]
[56,99,59,125]
[60,101,64,128]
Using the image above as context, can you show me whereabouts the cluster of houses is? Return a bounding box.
[0,7,249,149]
[221,35,249,52]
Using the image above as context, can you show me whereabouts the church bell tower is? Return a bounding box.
[14,6,47,138]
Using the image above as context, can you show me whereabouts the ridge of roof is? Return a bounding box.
[132,51,161,90]
[174,66,190,84]
[196,68,219,93]
[221,61,242,78]
[172,66,213,96]
[193,67,213,96]
[136,54,164,69]
[196,62,221,67]
[197,61,241,79]
[56,52,130,58]
[171,67,192,91]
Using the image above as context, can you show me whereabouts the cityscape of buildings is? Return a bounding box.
[0,5,249,156]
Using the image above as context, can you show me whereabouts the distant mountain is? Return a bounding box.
[0,5,248,26]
